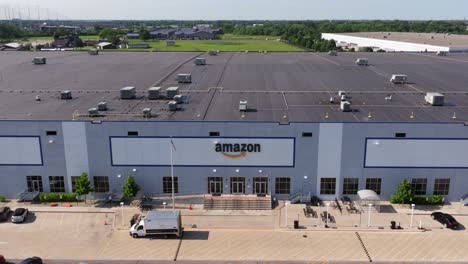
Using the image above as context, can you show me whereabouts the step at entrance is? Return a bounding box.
[203,194,272,210]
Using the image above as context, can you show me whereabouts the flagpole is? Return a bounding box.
[170,136,175,210]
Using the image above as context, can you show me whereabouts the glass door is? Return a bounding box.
[230,177,245,194]
[253,177,268,195]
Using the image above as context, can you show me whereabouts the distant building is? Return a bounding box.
[97,42,115,50]
[51,35,81,48]
[150,29,176,40]
[122,43,150,49]
[40,24,80,34]
[149,28,220,40]
[0,42,21,51]
[127,32,140,39]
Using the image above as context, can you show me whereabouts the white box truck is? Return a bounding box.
[390,74,408,84]
[130,210,182,238]
[355,58,368,66]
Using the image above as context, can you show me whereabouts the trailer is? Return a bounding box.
[130,210,182,238]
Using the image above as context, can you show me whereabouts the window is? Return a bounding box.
[163,177,178,194]
[128,131,138,136]
[320,178,336,195]
[26,176,43,192]
[275,177,290,194]
[411,178,427,195]
[209,131,220,137]
[71,176,80,193]
[302,132,313,137]
[46,131,57,136]
[49,176,65,193]
[93,176,109,193]
[395,133,406,138]
[343,178,359,195]
[434,179,450,195]
[366,178,382,195]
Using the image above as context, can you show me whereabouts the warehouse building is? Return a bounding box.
[322,32,468,52]
[0,51,468,204]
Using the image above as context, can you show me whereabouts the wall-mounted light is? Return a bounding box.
[48,139,55,144]
[212,169,217,173]
[304,175,308,180]
[117,174,122,178]
[235,169,240,173]
[132,168,137,172]
[258,169,263,173]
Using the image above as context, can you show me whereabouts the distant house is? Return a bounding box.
[84,40,98,47]
[122,43,150,49]
[0,42,21,51]
[97,42,115,50]
[127,32,140,39]
[52,35,81,48]
[150,29,176,40]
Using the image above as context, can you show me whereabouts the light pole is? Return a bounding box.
[367,203,373,227]
[285,202,289,228]
[302,176,308,202]
[410,204,415,228]
[120,202,124,226]
[325,202,330,228]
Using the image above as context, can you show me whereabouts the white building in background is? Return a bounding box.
[322,32,468,52]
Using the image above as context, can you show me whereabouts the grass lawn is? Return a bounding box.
[128,39,303,52]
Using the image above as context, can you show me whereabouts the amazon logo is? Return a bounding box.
[215,143,261,158]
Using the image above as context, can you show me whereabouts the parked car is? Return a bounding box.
[0,206,11,221]
[0,254,5,264]
[19,257,42,264]
[11,208,28,223]
[431,212,459,229]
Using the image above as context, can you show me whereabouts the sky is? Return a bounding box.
[0,0,467,20]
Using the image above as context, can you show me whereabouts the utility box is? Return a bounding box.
[166,87,179,99]
[425,93,445,106]
[194,58,206,65]
[88,108,99,117]
[98,102,107,111]
[168,101,178,111]
[88,49,99,55]
[60,91,72,100]
[120,86,136,99]
[176,74,192,83]
[173,94,183,104]
[328,50,338,56]
[355,58,368,66]
[340,101,351,112]
[148,87,161,100]
[239,101,248,111]
[33,57,46,65]
[390,74,408,84]
[143,108,152,118]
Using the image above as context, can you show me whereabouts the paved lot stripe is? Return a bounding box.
[355,232,372,262]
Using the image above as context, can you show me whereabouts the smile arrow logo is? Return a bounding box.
[222,152,247,159]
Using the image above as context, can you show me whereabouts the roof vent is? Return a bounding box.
[148,87,161,100]
[340,101,351,112]
[173,94,184,104]
[166,87,179,99]
[168,101,178,111]
[194,58,206,65]
[32,57,46,65]
[120,86,136,99]
[60,91,72,100]
[143,108,152,118]
[88,108,99,117]
[390,74,408,84]
[98,102,107,111]
[239,101,248,111]
[425,93,444,106]
[176,74,192,83]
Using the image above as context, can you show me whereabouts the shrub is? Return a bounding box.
[389,180,413,204]
[122,175,140,199]
[0,195,6,202]
[39,193,78,203]
[411,195,444,205]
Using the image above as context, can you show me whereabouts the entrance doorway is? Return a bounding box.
[26,176,43,192]
[208,177,223,194]
[253,177,268,195]
[230,177,245,194]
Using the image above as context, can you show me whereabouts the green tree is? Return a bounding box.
[99,28,121,45]
[139,28,150,41]
[390,179,413,204]
[122,175,140,199]
[74,172,94,202]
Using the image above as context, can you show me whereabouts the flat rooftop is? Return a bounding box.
[1,51,468,122]
[339,32,468,48]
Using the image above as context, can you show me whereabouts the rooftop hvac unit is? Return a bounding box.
[148,87,161,100]
[425,93,445,106]
[208,50,218,56]
[176,74,192,83]
[340,94,347,101]
[194,58,206,65]
[143,108,152,118]
[239,101,248,111]
[33,57,46,65]
[355,58,368,66]
[120,86,136,99]
[88,108,99,117]
[168,101,178,111]
[166,87,179,99]
[390,74,408,84]
[338,91,346,96]
[328,50,338,56]
[88,49,99,55]
[340,101,351,112]
[173,94,183,104]
[437,51,447,56]
[60,91,72,100]
[98,102,107,111]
